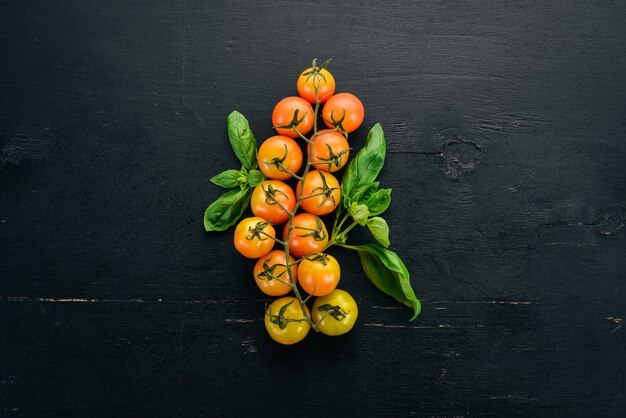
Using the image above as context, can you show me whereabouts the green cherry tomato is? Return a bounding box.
[312,289,358,336]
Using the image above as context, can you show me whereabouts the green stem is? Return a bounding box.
[279,62,327,332]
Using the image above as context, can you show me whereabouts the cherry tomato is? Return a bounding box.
[297,66,335,104]
[253,250,297,296]
[308,129,350,173]
[283,213,329,258]
[265,296,311,345]
[298,253,340,296]
[257,135,303,180]
[312,289,358,336]
[251,180,295,225]
[272,96,314,138]
[322,93,364,134]
[296,170,341,216]
[233,217,275,259]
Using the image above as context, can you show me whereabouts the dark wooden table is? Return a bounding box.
[2,1,625,416]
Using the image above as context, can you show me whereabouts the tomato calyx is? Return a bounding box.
[307,171,339,208]
[304,253,329,265]
[263,183,288,206]
[301,58,332,88]
[316,142,349,171]
[315,303,348,321]
[267,299,305,330]
[246,220,271,241]
[324,109,348,135]
[256,256,289,285]
[274,108,308,132]
[294,217,327,242]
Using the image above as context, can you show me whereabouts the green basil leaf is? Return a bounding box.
[344,182,380,209]
[210,169,244,189]
[367,217,390,247]
[347,243,421,320]
[365,188,392,216]
[227,111,258,170]
[247,169,264,188]
[349,203,370,226]
[203,187,251,232]
[341,123,386,202]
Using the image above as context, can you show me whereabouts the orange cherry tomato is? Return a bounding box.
[297,66,336,104]
[257,135,303,180]
[297,253,341,296]
[322,92,364,134]
[272,96,315,138]
[233,217,276,259]
[253,250,297,296]
[308,129,350,173]
[283,213,329,258]
[296,170,341,216]
[251,180,296,225]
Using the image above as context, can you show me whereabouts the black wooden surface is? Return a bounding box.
[1,1,625,416]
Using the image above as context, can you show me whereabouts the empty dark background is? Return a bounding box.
[1,1,625,416]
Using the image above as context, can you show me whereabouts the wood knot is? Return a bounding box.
[594,213,624,236]
[436,129,485,181]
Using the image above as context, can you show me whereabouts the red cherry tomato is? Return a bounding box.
[296,170,341,216]
[283,213,329,258]
[322,93,364,134]
[308,129,350,173]
[272,96,314,138]
[251,180,296,225]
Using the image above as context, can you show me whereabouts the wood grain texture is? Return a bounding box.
[1,0,625,416]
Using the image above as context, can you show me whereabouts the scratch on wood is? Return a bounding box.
[225,318,261,323]
[364,323,488,329]
[425,300,536,305]
[0,297,271,304]
[241,338,258,354]
[606,317,623,333]
[438,368,448,384]
[539,213,624,236]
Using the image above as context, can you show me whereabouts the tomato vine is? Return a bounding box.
[204,59,421,344]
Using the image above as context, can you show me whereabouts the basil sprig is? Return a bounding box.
[204,111,264,231]
[334,123,421,320]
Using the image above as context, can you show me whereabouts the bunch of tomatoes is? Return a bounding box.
[232,61,364,344]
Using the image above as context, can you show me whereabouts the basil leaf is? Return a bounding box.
[341,123,386,202]
[344,182,380,210]
[367,217,390,247]
[203,187,251,232]
[349,203,370,226]
[227,111,258,170]
[346,243,421,320]
[365,188,392,216]
[210,169,244,189]
[247,169,264,188]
